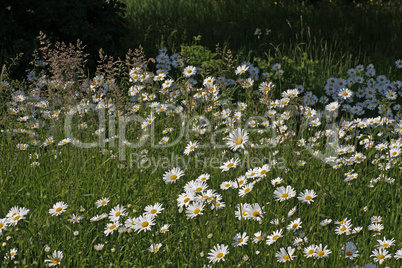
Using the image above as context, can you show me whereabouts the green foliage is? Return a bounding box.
[122,0,402,71]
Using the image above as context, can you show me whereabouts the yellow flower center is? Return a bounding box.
[13,215,21,221]
[150,209,157,214]
[252,211,259,217]
[244,188,250,193]
[260,170,267,175]
[115,212,121,217]
[142,221,149,227]
[250,173,255,176]
[305,196,312,200]
[56,207,62,212]
[170,175,177,180]
[382,243,389,247]
[154,247,159,252]
[378,254,385,259]
[346,251,353,256]
[184,198,190,203]
[195,187,202,192]
[227,163,234,168]
[238,238,243,243]
[292,223,298,228]
[340,227,346,232]
[189,146,194,150]
[52,258,60,264]
[317,251,324,256]
[272,235,279,240]
[0,223,3,228]
[282,193,288,198]
[194,208,200,214]
[235,138,243,145]
[101,201,107,205]
[283,255,290,260]
[308,249,314,255]
[109,224,116,230]
[216,253,224,258]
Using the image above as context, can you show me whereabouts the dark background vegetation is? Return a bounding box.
[0,0,127,78]
[1,0,401,79]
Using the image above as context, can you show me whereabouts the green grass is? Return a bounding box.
[121,0,402,70]
[0,40,401,267]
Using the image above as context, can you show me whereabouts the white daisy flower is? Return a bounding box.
[207,244,229,263]
[225,128,248,151]
[49,202,68,217]
[163,167,185,184]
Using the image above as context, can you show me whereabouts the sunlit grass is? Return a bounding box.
[0,41,401,267]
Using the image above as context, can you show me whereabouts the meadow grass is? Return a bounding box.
[121,0,402,70]
[0,34,402,267]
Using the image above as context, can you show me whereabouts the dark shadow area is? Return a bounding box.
[0,0,127,79]
[1,0,401,79]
